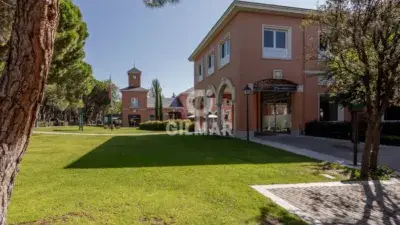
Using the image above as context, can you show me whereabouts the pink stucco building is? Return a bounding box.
[189,1,353,138]
[121,67,191,127]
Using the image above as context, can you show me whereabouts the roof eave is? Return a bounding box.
[188,0,314,61]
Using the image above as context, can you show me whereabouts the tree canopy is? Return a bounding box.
[310,0,400,178]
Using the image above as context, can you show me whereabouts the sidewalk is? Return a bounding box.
[253,134,400,173]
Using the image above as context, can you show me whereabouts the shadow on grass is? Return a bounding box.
[256,207,306,225]
[65,135,315,169]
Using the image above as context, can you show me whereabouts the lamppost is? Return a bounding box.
[243,85,252,141]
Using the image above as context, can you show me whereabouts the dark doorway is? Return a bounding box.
[168,112,182,120]
[128,115,141,127]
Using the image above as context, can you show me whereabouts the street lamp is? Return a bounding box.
[243,85,252,141]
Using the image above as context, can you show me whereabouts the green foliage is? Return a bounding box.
[43,84,69,112]
[312,0,400,108]
[143,0,180,8]
[151,79,164,120]
[305,120,400,146]
[1,0,94,109]
[48,0,93,105]
[370,165,396,179]
[139,119,193,131]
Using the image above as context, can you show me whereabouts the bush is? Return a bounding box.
[370,165,396,178]
[305,120,400,146]
[139,119,193,131]
[304,120,351,139]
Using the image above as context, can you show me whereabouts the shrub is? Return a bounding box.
[139,120,193,131]
[305,120,400,146]
[304,120,351,139]
[370,165,396,178]
[37,121,48,127]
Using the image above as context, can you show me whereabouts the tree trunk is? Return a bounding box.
[0,0,59,224]
[370,116,382,171]
[360,122,374,179]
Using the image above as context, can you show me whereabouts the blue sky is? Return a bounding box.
[74,0,320,97]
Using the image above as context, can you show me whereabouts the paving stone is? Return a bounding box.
[265,182,400,224]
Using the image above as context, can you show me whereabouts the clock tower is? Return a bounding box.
[128,67,141,88]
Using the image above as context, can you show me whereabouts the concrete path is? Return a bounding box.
[253,135,400,173]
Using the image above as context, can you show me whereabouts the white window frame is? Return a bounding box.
[317,93,344,122]
[219,37,230,68]
[197,61,203,82]
[130,97,139,108]
[207,53,215,76]
[262,25,292,60]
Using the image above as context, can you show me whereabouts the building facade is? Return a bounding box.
[189,1,351,138]
[121,67,190,127]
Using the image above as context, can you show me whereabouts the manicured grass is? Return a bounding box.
[8,134,345,225]
[34,126,160,134]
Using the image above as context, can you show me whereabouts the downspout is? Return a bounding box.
[301,26,307,135]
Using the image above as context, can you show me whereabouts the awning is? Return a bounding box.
[253,79,298,92]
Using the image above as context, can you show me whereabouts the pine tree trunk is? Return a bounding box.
[370,116,382,171]
[0,0,59,224]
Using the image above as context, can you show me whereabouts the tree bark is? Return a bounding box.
[370,115,382,171]
[360,122,374,179]
[0,0,59,224]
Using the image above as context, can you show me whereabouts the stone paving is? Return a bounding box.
[252,179,400,225]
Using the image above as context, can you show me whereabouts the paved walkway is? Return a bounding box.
[253,135,400,173]
[252,179,400,225]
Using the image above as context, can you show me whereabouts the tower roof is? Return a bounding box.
[128,67,141,74]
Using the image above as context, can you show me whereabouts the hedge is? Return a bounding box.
[305,120,400,146]
[139,119,194,132]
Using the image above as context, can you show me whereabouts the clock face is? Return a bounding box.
[132,75,137,80]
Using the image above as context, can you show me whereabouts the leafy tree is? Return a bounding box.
[159,92,164,121]
[0,0,177,223]
[83,80,112,124]
[311,0,400,179]
[105,82,122,115]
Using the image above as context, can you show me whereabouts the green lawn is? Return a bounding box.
[34,126,160,134]
[8,134,345,225]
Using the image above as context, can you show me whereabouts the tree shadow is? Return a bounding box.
[303,179,400,224]
[65,135,315,169]
[354,180,400,225]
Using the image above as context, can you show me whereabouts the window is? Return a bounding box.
[207,53,214,75]
[130,97,139,108]
[319,95,344,121]
[384,106,400,121]
[267,104,288,115]
[197,62,203,82]
[132,75,137,80]
[224,110,230,121]
[318,75,333,86]
[263,25,291,59]
[220,39,230,67]
[318,32,329,60]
